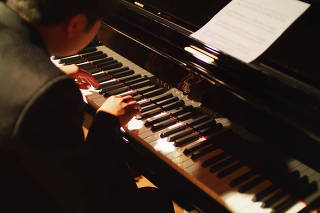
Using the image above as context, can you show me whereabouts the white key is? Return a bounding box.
[278,201,306,213]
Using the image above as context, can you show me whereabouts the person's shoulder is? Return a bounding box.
[0,26,74,92]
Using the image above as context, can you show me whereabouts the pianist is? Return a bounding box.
[0,0,174,212]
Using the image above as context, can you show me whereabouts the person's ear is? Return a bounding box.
[64,13,88,38]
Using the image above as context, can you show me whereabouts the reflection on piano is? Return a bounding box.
[52,0,320,212]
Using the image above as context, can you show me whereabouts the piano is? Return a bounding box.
[52,0,320,212]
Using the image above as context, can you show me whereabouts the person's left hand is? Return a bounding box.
[59,64,100,89]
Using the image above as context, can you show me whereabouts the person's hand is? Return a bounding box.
[59,64,100,89]
[97,95,141,126]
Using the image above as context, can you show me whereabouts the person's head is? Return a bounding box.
[6,0,114,56]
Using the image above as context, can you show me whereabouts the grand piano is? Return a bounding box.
[53,0,320,212]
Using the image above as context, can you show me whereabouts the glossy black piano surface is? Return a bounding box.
[100,0,320,171]
[54,0,320,212]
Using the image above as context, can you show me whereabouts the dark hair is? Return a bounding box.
[6,0,115,27]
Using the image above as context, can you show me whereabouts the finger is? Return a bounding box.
[60,64,79,75]
[76,82,91,90]
[77,76,90,85]
[124,99,138,106]
[125,101,141,111]
[80,76,100,88]
[121,95,135,102]
[77,70,100,88]
[127,106,142,117]
[86,77,100,88]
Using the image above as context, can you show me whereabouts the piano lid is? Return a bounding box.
[130,0,319,87]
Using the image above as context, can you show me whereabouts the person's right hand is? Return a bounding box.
[97,95,141,126]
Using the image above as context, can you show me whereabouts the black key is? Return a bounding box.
[58,55,80,63]
[273,197,297,213]
[98,79,118,89]
[174,132,200,147]
[171,106,194,117]
[292,176,317,199]
[238,175,266,193]
[217,162,244,178]
[125,77,149,86]
[167,114,202,141]
[159,107,192,124]
[140,101,153,108]
[197,124,222,137]
[142,88,166,98]
[100,83,124,94]
[96,75,112,83]
[141,104,158,113]
[140,109,163,119]
[81,51,104,58]
[119,74,142,83]
[59,56,85,65]
[160,124,187,138]
[183,139,215,155]
[229,169,259,187]
[101,62,123,71]
[95,59,117,67]
[93,72,108,80]
[104,67,129,75]
[113,70,135,78]
[104,87,129,97]
[140,100,153,108]
[133,95,144,101]
[162,100,184,111]
[298,180,318,199]
[78,47,97,54]
[130,80,153,90]
[92,57,114,66]
[78,63,97,70]
[175,111,195,121]
[86,67,101,74]
[209,157,237,173]
[151,119,177,131]
[190,144,219,160]
[53,55,69,60]
[86,53,107,61]
[150,111,193,132]
[161,114,207,139]
[151,94,174,103]
[142,94,178,113]
[254,185,279,201]
[139,87,162,96]
[121,91,138,98]
[168,128,193,142]
[145,114,171,127]
[298,196,320,213]
[263,190,288,208]
[60,57,83,65]
[297,207,309,213]
[186,115,212,127]
[157,97,180,107]
[202,152,229,168]
[193,120,217,132]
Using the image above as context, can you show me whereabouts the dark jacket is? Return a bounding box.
[0,3,137,212]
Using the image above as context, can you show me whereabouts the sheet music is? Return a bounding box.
[190,0,310,63]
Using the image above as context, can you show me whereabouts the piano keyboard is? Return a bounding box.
[52,43,320,213]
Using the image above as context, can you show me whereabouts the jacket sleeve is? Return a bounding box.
[15,77,137,212]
